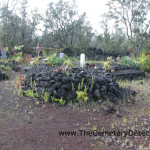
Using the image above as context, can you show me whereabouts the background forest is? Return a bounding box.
[0,0,150,59]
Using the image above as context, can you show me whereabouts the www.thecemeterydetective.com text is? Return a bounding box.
[59,130,150,138]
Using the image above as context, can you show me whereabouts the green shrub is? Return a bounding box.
[138,50,150,72]
[47,53,65,66]
[120,56,140,68]
[76,86,88,103]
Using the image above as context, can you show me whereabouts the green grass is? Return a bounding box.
[86,60,105,64]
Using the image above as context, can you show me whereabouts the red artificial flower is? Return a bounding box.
[19,59,22,62]
[53,69,57,72]
[60,67,62,70]
[17,83,19,88]
[25,54,30,62]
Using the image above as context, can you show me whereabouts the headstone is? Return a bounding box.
[36,43,40,58]
[80,54,85,68]
[1,49,7,59]
[60,53,64,58]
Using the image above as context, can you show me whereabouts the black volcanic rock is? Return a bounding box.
[22,64,125,104]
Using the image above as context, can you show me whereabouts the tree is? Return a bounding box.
[0,0,18,18]
[0,0,41,51]
[43,0,93,49]
[106,0,150,54]
[19,0,41,47]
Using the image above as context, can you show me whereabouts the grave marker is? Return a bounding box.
[36,43,40,58]
[80,54,85,68]
[60,53,64,58]
[1,48,7,59]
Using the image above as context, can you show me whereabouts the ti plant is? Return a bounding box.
[71,83,75,91]
[51,96,65,105]
[78,78,84,91]
[76,86,88,103]
[91,76,94,89]
[24,89,36,98]
[103,61,111,71]
[63,59,74,68]
[41,89,49,102]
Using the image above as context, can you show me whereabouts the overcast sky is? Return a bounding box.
[27,0,109,34]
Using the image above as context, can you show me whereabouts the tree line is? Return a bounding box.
[0,0,150,57]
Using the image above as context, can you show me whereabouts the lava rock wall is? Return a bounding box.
[23,64,124,104]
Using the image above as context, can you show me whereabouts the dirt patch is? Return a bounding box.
[0,71,150,150]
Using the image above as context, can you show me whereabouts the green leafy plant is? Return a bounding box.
[66,71,70,77]
[51,96,65,105]
[30,77,33,88]
[103,61,111,70]
[30,57,40,66]
[59,97,65,105]
[120,56,140,68]
[63,59,74,67]
[0,66,8,78]
[107,56,115,64]
[76,86,88,103]
[4,66,12,70]
[24,89,35,98]
[72,83,75,91]
[137,50,150,72]
[47,53,65,66]
[41,89,49,102]
[78,78,84,91]
[91,76,94,89]
[15,52,24,63]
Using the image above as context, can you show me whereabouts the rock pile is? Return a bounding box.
[23,64,124,104]
[111,64,139,71]
[110,64,145,80]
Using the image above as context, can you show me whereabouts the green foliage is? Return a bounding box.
[23,77,39,98]
[78,78,84,91]
[47,53,65,66]
[0,65,8,78]
[24,89,35,98]
[91,76,94,89]
[30,77,33,88]
[59,97,66,105]
[30,57,40,66]
[42,48,63,57]
[107,56,116,64]
[15,52,23,62]
[138,50,150,72]
[76,86,88,103]
[63,59,74,67]
[51,96,65,105]
[103,61,111,70]
[105,0,150,54]
[41,89,49,102]
[0,1,41,50]
[4,66,12,70]
[71,83,75,91]
[120,56,140,68]
[43,0,93,48]
[66,71,70,77]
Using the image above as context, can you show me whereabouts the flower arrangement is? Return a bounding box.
[25,54,31,62]
[16,74,24,88]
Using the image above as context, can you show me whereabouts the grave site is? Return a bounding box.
[0,0,150,150]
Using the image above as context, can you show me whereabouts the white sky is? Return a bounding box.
[27,0,109,34]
